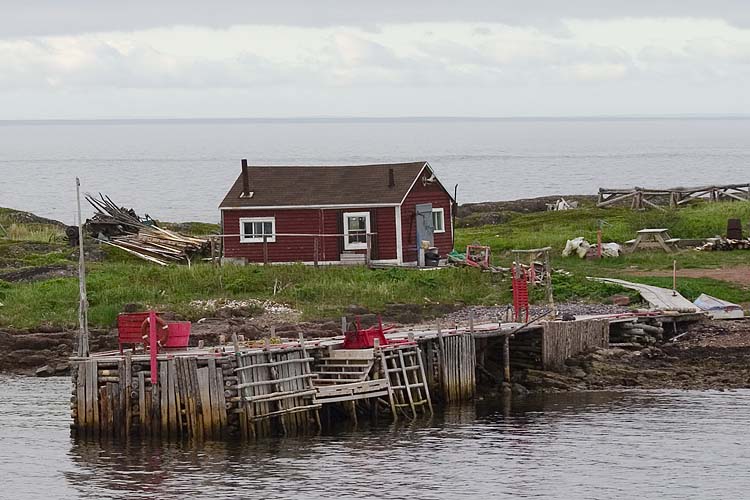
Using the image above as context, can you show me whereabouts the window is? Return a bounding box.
[239,217,276,243]
[432,208,445,233]
[343,211,370,250]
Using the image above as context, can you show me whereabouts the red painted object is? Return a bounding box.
[117,312,192,352]
[512,269,530,323]
[343,317,393,349]
[165,322,191,348]
[117,312,152,353]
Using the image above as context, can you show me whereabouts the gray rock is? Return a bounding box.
[511,383,529,396]
[35,365,56,377]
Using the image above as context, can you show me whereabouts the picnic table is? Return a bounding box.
[625,228,680,253]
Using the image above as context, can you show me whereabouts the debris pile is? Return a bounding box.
[84,194,209,266]
[562,237,621,258]
[695,237,750,251]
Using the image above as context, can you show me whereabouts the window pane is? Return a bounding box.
[432,211,443,231]
[348,216,365,231]
[263,222,273,235]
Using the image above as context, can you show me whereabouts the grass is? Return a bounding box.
[1,200,749,330]
[0,263,511,329]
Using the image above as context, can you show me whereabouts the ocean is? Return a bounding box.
[1,117,749,224]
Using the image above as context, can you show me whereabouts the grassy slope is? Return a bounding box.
[1,202,749,329]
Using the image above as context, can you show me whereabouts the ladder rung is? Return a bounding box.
[389,383,426,390]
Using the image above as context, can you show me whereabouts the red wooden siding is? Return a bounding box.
[400,169,454,263]
[223,207,398,263]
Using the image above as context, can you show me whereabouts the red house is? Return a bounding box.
[220,160,455,265]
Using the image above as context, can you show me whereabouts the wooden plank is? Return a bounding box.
[188,357,204,439]
[124,353,132,438]
[167,359,180,438]
[89,359,99,435]
[197,367,213,439]
[207,358,222,439]
[160,361,169,437]
[138,371,146,436]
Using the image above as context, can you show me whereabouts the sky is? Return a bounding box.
[2,1,750,119]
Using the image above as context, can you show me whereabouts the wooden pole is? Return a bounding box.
[149,310,158,385]
[76,177,90,357]
[503,335,511,382]
[672,260,677,297]
[262,235,269,265]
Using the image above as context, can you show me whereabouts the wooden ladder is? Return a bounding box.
[379,344,433,419]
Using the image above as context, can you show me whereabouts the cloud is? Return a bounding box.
[3,1,750,37]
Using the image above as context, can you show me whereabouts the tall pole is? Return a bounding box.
[76,178,90,357]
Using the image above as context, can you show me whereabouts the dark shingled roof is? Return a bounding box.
[220,161,432,208]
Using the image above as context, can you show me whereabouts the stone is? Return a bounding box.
[568,367,587,379]
[35,365,56,377]
[511,383,529,396]
[609,294,631,306]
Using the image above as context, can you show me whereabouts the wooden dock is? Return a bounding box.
[70,310,704,440]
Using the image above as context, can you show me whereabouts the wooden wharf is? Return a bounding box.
[69,310,704,440]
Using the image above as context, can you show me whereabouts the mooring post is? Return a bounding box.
[149,309,158,385]
[503,334,511,383]
[75,177,89,357]
[341,316,347,335]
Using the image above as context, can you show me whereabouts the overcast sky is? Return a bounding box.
[2,1,750,119]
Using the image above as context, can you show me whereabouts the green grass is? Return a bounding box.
[2,200,750,330]
[456,201,750,271]
[0,263,513,329]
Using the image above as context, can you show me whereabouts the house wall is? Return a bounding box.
[400,169,454,263]
[222,206,397,263]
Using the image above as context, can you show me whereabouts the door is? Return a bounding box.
[415,203,434,260]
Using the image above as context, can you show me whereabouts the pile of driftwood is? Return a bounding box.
[85,194,209,266]
[695,237,750,251]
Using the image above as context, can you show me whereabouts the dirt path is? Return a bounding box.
[630,265,750,287]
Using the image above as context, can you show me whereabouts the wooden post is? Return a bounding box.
[672,260,677,297]
[262,235,269,265]
[341,316,347,335]
[365,234,371,267]
[503,335,511,383]
[75,177,89,357]
[149,310,158,385]
[313,237,319,268]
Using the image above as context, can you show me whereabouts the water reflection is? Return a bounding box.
[2,374,750,500]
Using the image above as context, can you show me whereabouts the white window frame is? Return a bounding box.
[239,217,276,243]
[432,207,445,233]
[343,211,371,250]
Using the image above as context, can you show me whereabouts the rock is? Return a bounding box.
[55,362,70,374]
[35,365,56,377]
[346,304,370,315]
[568,367,587,379]
[511,383,529,396]
[609,294,631,306]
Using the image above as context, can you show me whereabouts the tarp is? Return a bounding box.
[693,293,745,320]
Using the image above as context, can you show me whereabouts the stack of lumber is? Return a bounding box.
[86,194,209,266]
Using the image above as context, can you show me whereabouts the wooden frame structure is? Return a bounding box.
[597,184,750,211]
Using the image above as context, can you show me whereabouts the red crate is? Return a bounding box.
[117,312,191,352]
[117,312,153,353]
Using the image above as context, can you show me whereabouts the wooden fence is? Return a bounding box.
[541,319,609,370]
[597,184,750,210]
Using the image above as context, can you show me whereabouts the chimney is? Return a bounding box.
[388,167,395,188]
[241,158,250,197]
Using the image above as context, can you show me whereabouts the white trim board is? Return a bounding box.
[221,203,399,210]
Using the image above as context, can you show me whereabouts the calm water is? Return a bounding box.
[1,374,749,499]
[1,118,749,224]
